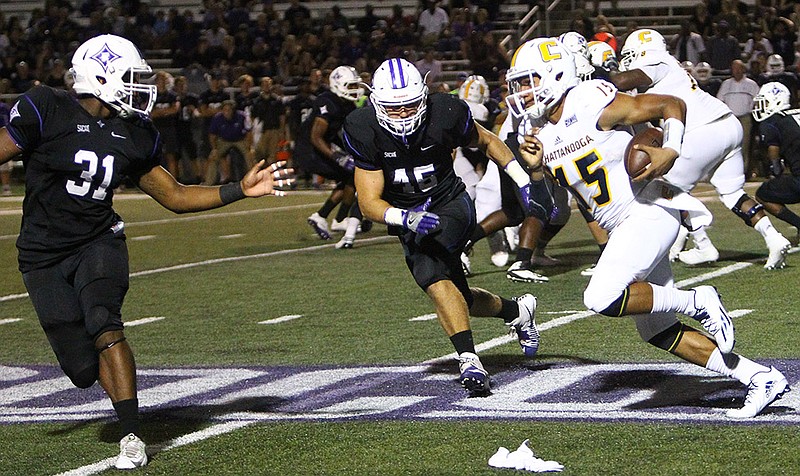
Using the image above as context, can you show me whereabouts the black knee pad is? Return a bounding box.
[731,194,764,226]
[597,287,630,317]
[67,363,99,389]
[647,322,687,353]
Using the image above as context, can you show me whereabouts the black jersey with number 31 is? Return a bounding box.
[342,93,475,209]
[6,85,162,272]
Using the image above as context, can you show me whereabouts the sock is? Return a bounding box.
[113,398,140,438]
[689,227,714,249]
[705,348,769,385]
[450,330,476,355]
[515,247,533,264]
[318,199,338,218]
[344,216,360,239]
[754,215,779,240]
[334,203,350,222]
[775,207,800,229]
[496,297,520,323]
[650,285,696,316]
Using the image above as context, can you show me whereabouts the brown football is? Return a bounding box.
[624,127,663,178]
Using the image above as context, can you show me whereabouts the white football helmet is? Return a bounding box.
[766,54,785,75]
[619,29,667,71]
[692,61,712,82]
[558,31,588,58]
[370,58,428,142]
[752,81,791,122]
[70,34,156,117]
[587,40,618,71]
[506,37,579,119]
[574,54,594,82]
[329,65,364,101]
[459,74,489,104]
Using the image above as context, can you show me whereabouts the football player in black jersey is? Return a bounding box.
[752,82,800,243]
[296,66,364,244]
[343,58,544,396]
[0,35,292,469]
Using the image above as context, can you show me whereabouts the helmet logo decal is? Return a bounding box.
[539,40,562,62]
[638,31,652,44]
[90,43,121,73]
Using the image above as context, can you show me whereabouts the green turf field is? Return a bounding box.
[0,184,798,475]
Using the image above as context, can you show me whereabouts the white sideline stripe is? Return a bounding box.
[125,317,165,327]
[0,202,321,240]
[409,313,438,322]
[2,235,396,303]
[129,235,156,241]
[728,309,753,318]
[0,318,21,325]
[219,234,245,239]
[258,314,303,324]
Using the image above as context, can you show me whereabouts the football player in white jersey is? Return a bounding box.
[613,28,792,269]
[509,37,789,418]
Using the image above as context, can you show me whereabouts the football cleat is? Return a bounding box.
[727,366,790,418]
[491,251,509,267]
[509,294,540,357]
[678,244,719,265]
[458,352,490,396]
[580,263,597,276]
[335,236,354,249]
[764,233,791,270]
[307,212,332,240]
[690,285,735,353]
[460,252,472,277]
[506,261,549,283]
[115,433,148,470]
[330,218,348,232]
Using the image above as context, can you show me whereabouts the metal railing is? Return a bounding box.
[500,0,568,54]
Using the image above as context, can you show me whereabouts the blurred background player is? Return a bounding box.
[296,66,363,243]
[615,29,792,270]
[752,82,800,245]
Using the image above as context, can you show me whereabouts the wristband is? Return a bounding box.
[383,207,406,226]
[662,117,684,156]
[220,182,246,204]
[504,160,530,188]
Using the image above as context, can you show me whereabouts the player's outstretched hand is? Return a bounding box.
[242,160,294,197]
[631,145,678,182]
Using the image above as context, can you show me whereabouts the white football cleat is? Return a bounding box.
[307,212,331,240]
[330,218,348,232]
[690,285,735,353]
[727,366,790,418]
[115,433,148,470]
[764,234,791,270]
[491,251,509,267]
[580,263,597,276]
[334,235,354,249]
[679,244,719,265]
[506,261,548,283]
[457,352,490,396]
[509,294,540,357]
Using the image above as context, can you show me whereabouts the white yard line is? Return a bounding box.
[258,314,303,325]
[124,317,165,327]
[0,318,21,325]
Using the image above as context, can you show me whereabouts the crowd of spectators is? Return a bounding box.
[4,0,800,183]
